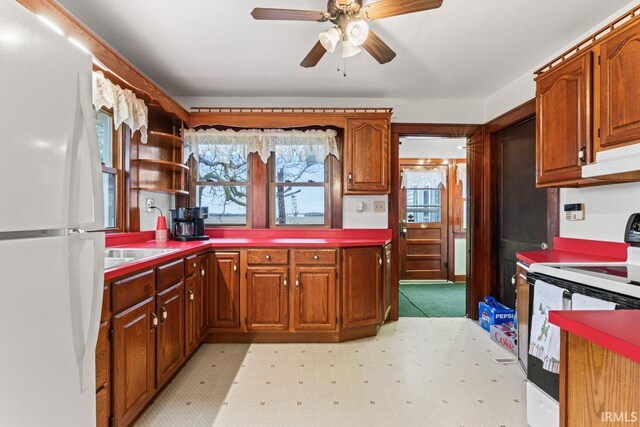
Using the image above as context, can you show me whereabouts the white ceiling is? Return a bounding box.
[55,0,632,98]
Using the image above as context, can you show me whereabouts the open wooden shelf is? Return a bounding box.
[133,159,189,171]
[147,130,183,147]
[132,187,189,196]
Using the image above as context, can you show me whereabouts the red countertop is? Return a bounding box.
[516,237,628,265]
[105,228,392,281]
[549,310,640,364]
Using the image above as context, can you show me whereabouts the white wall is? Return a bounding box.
[483,0,640,242]
[454,238,467,276]
[342,195,389,229]
[399,137,467,159]
[139,191,175,231]
[177,96,486,125]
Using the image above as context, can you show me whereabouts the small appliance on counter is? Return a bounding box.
[169,207,209,241]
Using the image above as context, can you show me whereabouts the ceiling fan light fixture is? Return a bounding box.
[341,39,361,58]
[346,20,369,46]
[319,27,341,53]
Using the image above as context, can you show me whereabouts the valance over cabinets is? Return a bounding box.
[401,167,447,189]
[183,128,339,163]
[92,71,149,143]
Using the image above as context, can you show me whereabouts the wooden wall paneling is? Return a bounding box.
[389,130,400,320]
[329,134,344,228]
[250,154,267,228]
[17,0,189,123]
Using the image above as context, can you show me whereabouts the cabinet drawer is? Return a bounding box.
[111,269,155,313]
[294,249,337,265]
[157,258,184,291]
[247,249,289,265]
[185,255,198,277]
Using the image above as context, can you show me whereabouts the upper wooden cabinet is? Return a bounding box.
[536,52,593,187]
[599,23,640,151]
[345,118,390,194]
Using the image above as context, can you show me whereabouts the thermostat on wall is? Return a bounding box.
[564,203,585,221]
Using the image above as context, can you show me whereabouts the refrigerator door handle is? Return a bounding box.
[70,72,104,231]
[68,231,105,391]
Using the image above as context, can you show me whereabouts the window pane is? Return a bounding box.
[197,185,247,225]
[198,147,248,182]
[96,111,113,167]
[274,148,325,183]
[406,188,441,223]
[103,173,116,228]
[274,186,325,226]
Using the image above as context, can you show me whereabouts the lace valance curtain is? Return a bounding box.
[183,128,339,163]
[92,71,149,143]
[401,167,447,189]
[456,163,467,197]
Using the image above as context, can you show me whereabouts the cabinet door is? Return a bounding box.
[185,274,198,356]
[96,387,110,427]
[516,265,529,374]
[342,247,381,328]
[293,266,337,331]
[382,244,392,322]
[197,253,210,338]
[345,118,390,193]
[156,282,185,388]
[210,252,241,329]
[113,297,156,427]
[600,22,640,150]
[246,266,289,331]
[536,52,592,187]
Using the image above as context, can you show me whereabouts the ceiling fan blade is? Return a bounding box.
[362,30,397,64]
[251,8,328,22]
[361,0,443,20]
[300,41,328,68]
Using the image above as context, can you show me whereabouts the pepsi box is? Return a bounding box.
[479,296,515,332]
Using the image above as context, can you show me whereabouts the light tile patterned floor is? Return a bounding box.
[135,318,527,427]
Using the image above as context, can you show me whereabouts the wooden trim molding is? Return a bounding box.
[17,0,189,123]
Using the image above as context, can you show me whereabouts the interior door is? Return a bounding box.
[399,166,449,280]
[496,118,549,309]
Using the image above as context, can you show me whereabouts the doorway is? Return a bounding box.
[396,138,468,318]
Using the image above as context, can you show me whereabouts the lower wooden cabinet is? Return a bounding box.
[382,244,392,322]
[185,274,198,355]
[293,266,337,331]
[95,386,110,427]
[197,254,209,339]
[210,252,241,329]
[246,266,289,331]
[342,247,382,328]
[516,265,529,373]
[156,282,185,388]
[112,297,156,427]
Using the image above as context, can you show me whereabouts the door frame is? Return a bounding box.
[390,124,481,320]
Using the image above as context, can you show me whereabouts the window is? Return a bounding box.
[406,187,442,223]
[96,110,122,230]
[269,145,330,227]
[193,145,249,226]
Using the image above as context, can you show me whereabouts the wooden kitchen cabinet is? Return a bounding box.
[246,266,289,331]
[156,282,185,388]
[599,20,640,151]
[382,244,392,323]
[210,252,241,329]
[184,274,198,355]
[536,52,593,187]
[345,118,390,194]
[113,297,156,427]
[197,253,209,339]
[515,265,529,373]
[342,247,382,328]
[292,266,337,331]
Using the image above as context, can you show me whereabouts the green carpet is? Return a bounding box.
[398,281,466,318]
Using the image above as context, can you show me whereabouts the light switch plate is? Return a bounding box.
[373,200,385,213]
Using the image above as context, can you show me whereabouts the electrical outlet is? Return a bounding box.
[373,200,385,213]
[146,198,155,213]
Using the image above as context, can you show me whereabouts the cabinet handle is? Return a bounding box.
[233,263,237,272]
[313,254,319,260]
[348,172,353,182]
[296,275,300,289]
[578,148,586,164]
[193,262,197,268]
[160,306,168,322]
[378,255,382,267]
[201,267,205,277]
[151,313,158,329]
[188,290,194,301]
[265,255,271,260]
[284,275,288,289]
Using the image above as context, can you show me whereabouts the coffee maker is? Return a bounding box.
[169,207,209,241]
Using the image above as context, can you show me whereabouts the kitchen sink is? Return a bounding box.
[104,248,178,269]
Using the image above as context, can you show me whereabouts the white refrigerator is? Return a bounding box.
[0,2,105,426]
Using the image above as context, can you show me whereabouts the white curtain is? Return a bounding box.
[456,163,467,197]
[401,167,447,189]
[92,71,149,143]
[183,128,339,163]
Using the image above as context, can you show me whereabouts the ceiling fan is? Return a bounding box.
[251,0,443,68]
